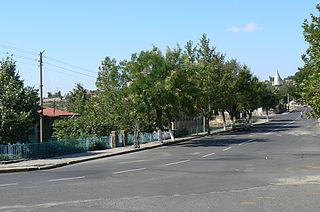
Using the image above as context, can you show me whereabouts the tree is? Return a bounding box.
[66,83,89,115]
[0,57,39,144]
[124,47,170,141]
[194,34,224,134]
[300,3,320,117]
[47,91,62,98]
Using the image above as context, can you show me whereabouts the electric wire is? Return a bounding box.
[44,62,97,79]
[0,50,38,62]
[0,43,38,56]
[45,67,96,83]
[0,44,98,83]
[1,57,96,84]
[44,55,97,74]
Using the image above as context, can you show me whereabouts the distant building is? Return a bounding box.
[29,107,79,142]
[273,69,282,87]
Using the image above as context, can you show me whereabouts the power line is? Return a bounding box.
[0,44,98,84]
[44,55,97,74]
[44,61,97,79]
[0,44,99,79]
[0,43,38,56]
[45,67,96,83]
[0,50,38,62]
[4,57,96,83]
[15,60,38,67]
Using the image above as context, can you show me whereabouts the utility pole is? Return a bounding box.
[287,93,290,112]
[39,51,45,143]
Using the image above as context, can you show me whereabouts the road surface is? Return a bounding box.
[0,109,319,211]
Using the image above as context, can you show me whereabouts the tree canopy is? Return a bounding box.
[53,34,275,139]
[0,57,39,144]
[299,4,320,117]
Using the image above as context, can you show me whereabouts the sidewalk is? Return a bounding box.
[0,119,269,173]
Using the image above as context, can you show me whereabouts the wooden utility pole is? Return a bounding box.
[39,51,45,143]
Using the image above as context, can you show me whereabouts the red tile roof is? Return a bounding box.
[41,107,79,117]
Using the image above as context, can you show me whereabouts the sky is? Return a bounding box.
[0,0,319,96]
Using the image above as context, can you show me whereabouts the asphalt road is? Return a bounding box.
[1,109,320,212]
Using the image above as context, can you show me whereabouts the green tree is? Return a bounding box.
[124,47,170,141]
[260,83,278,118]
[194,34,224,134]
[66,83,89,115]
[0,57,39,144]
[300,3,320,117]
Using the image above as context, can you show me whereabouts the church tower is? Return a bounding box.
[273,69,282,87]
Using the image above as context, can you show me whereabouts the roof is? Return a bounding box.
[41,107,79,118]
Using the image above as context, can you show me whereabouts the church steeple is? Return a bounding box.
[273,69,282,86]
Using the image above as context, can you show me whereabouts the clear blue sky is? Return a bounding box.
[0,0,318,95]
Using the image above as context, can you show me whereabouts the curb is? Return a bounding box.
[0,120,268,174]
[0,136,198,173]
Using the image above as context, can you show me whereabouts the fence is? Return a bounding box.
[0,136,111,161]
[126,131,171,145]
[0,131,171,161]
[0,117,261,161]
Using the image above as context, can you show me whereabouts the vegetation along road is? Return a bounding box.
[0,109,319,212]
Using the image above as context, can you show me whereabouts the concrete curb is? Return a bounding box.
[0,120,268,174]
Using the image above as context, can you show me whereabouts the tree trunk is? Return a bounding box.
[156,109,163,142]
[222,111,227,131]
[206,116,211,135]
[230,115,235,129]
[134,122,140,148]
[158,128,163,142]
[249,110,253,126]
[168,120,175,141]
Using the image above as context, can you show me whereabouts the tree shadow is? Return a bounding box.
[173,137,269,148]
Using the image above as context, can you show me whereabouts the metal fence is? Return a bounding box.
[0,136,111,161]
[126,131,171,145]
[0,131,171,161]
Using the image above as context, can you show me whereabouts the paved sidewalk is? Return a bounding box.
[0,119,269,173]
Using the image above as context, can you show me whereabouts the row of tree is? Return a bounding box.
[53,34,278,140]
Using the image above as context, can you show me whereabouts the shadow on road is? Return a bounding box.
[173,137,269,148]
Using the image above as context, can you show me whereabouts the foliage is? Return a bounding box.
[0,57,39,144]
[47,90,62,98]
[300,4,320,117]
[53,34,275,139]
[66,83,90,115]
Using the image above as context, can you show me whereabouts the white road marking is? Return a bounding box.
[48,176,85,182]
[0,183,18,187]
[0,198,105,210]
[238,139,255,146]
[112,168,146,175]
[189,152,200,155]
[202,152,215,158]
[161,159,190,167]
[222,147,232,151]
[118,159,147,164]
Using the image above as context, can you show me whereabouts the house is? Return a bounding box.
[29,107,79,142]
